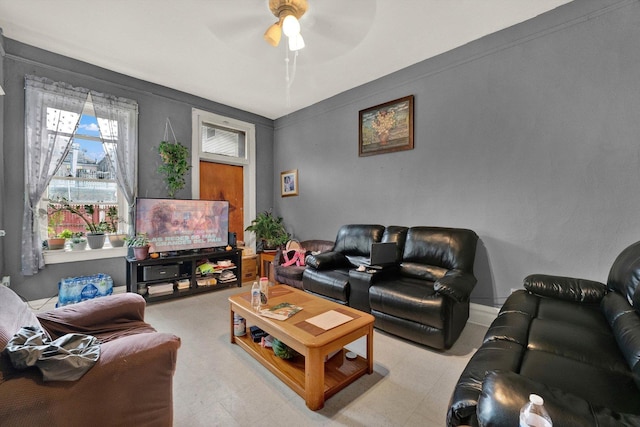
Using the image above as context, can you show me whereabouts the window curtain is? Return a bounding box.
[22,75,88,275]
[91,91,138,234]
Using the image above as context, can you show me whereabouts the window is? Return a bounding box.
[201,122,246,159]
[23,75,138,274]
[43,104,124,239]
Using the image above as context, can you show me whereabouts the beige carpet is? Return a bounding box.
[143,283,487,427]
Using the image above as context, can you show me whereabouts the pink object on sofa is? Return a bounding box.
[0,285,180,426]
[274,239,334,289]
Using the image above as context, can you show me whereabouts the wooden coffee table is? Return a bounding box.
[229,285,374,410]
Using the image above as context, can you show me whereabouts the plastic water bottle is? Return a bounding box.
[251,281,261,312]
[259,276,269,307]
[519,394,552,427]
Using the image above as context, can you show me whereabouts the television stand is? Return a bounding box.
[125,248,243,303]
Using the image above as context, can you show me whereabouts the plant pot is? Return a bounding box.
[86,233,106,250]
[70,240,87,251]
[133,245,150,260]
[108,233,127,247]
[47,238,66,250]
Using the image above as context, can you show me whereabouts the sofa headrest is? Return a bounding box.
[333,224,385,256]
[607,240,640,310]
[300,240,334,253]
[382,226,408,262]
[402,227,478,273]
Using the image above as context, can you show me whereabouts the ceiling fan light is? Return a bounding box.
[288,33,305,51]
[282,15,300,37]
[264,21,282,47]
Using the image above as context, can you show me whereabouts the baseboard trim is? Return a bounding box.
[469,302,499,327]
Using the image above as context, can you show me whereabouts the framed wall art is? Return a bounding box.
[280,169,298,197]
[359,95,414,157]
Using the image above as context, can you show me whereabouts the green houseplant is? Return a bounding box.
[158,140,191,198]
[49,198,108,249]
[105,206,127,247]
[46,210,66,250]
[245,210,290,250]
[69,232,87,251]
[125,233,150,260]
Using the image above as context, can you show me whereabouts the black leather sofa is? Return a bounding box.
[447,240,640,426]
[302,224,479,350]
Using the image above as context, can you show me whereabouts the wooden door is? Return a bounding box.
[199,161,244,241]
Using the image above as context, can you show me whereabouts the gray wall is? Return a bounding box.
[1,39,275,301]
[273,0,640,308]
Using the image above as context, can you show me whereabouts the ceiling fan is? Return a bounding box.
[263,0,308,51]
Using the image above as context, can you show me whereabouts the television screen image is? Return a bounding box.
[135,198,229,253]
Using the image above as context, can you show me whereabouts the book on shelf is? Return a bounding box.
[259,302,303,321]
[147,282,174,296]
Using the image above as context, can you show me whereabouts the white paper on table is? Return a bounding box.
[305,310,353,330]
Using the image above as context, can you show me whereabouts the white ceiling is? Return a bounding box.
[0,0,572,120]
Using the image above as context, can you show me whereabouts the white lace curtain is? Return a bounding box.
[91,92,138,235]
[22,75,88,275]
[21,76,138,275]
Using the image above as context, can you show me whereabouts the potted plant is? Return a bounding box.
[49,198,109,249]
[245,210,290,251]
[125,233,150,260]
[69,232,87,251]
[158,140,191,198]
[45,210,67,250]
[105,206,127,247]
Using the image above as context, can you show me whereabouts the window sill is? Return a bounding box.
[44,247,128,264]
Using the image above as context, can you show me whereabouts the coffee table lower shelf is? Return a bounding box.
[233,332,369,407]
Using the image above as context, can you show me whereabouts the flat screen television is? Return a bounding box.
[135,197,229,253]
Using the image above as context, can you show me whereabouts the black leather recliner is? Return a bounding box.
[369,226,479,350]
[303,224,386,304]
[447,240,640,426]
[303,224,479,350]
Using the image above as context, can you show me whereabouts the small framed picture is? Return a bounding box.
[280,169,298,197]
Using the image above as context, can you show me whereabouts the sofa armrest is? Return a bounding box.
[0,332,180,425]
[477,370,640,427]
[305,251,351,270]
[36,293,153,340]
[524,274,606,303]
[273,248,284,266]
[434,270,477,303]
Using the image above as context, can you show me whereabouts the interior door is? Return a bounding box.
[199,161,244,242]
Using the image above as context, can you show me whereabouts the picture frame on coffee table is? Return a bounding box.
[359,95,414,157]
[281,169,298,197]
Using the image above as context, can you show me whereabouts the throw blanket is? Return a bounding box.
[3,326,100,381]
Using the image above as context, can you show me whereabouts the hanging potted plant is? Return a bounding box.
[49,198,108,249]
[158,119,191,198]
[245,210,290,251]
[158,140,191,198]
[125,233,150,260]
